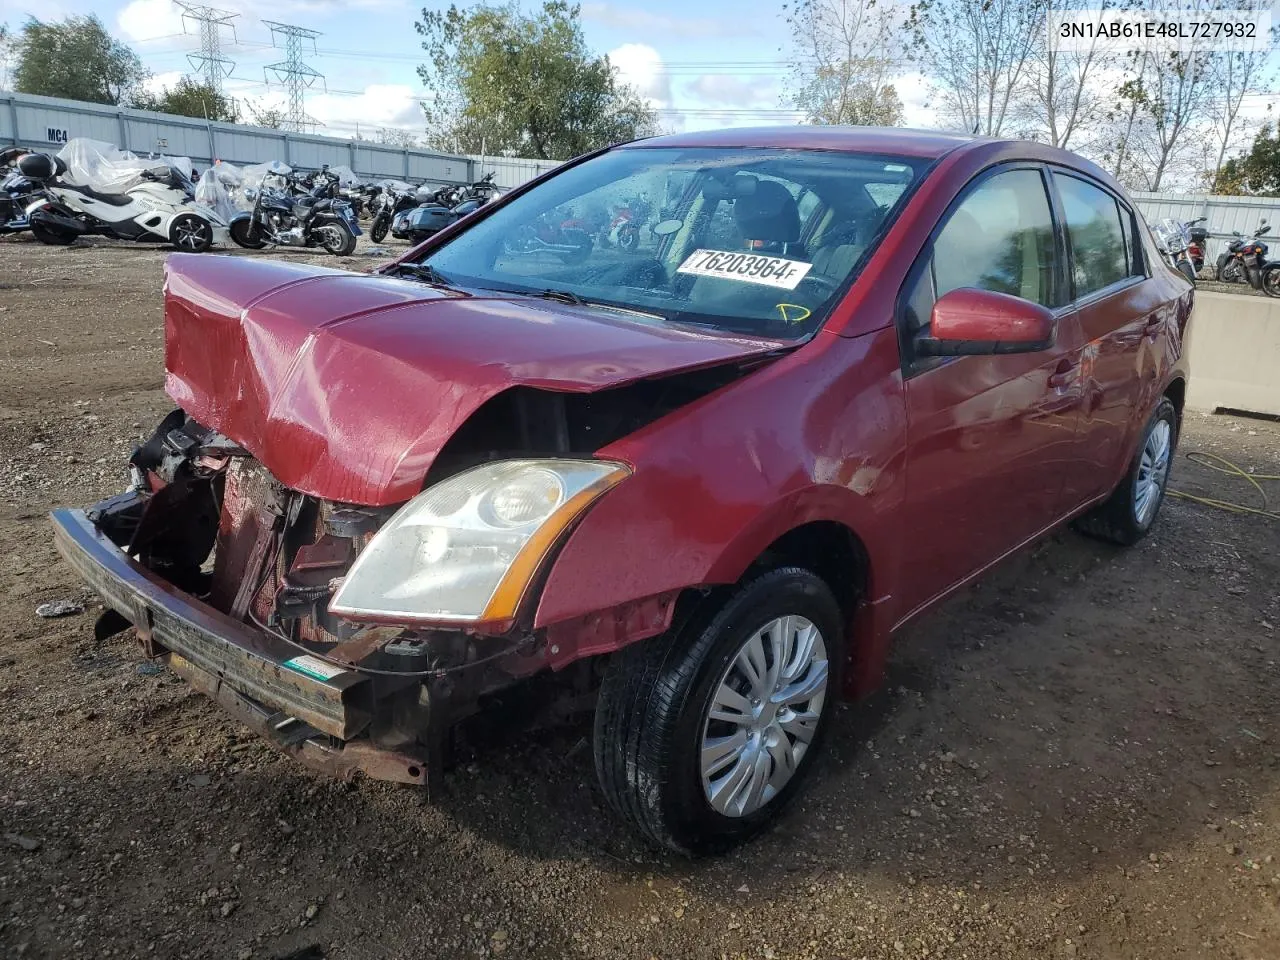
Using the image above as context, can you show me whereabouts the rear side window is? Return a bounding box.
[1053,173,1131,297]
[932,168,1059,308]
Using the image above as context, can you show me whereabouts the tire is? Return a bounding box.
[169,213,213,253]
[1073,397,1177,546]
[30,219,76,246]
[370,214,389,245]
[229,218,266,250]
[617,224,639,253]
[1262,264,1280,299]
[1215,255,1240,283]
[318,221,357,256]
[1176,259,1196,283]
[594,567,844,855]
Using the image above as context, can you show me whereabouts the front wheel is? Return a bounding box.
[594,567,843,855]
[317,221,357,256]
[1176,259,1196,283]
[1073,397,1177,546]
[1261,264,1280,299]
[229,218,267,250]
[370,213,389,244]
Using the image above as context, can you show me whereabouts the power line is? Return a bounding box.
[176,3,239,95]
[262,20,324,133]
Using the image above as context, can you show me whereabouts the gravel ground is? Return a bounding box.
[2,231,1279,960]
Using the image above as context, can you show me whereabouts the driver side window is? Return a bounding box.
[904,167,1061,338]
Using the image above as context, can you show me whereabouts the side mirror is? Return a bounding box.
[916,288,1055,357]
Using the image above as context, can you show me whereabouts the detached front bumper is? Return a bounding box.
[49,508,428,785]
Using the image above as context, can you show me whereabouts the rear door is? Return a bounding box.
[1049,171,1160,504]
[895,165,1084,621]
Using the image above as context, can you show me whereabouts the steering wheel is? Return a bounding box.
[796,273,840,298]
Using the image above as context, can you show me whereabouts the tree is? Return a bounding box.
[243,100,288,129]
[1022,0,1113,150]
[1214,123,1280,196]
[376,127,421,148]
[787,0,904,126]
[906,0,1040,136]
[12,16,148,105]
[415,1,659,160]
[1204,0,1276,188]
[131,77,239,122]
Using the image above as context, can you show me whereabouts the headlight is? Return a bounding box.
[328,459,628,624]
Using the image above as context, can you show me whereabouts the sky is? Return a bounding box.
[0,0,940,139]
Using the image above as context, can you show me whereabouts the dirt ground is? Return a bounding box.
[1,231,1279,960]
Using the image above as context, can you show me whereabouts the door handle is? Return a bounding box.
[1047,359,1077,389]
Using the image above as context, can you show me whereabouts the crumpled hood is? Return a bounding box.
[163,254,787,505]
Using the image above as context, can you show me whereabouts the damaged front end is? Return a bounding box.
[51,412,621,787]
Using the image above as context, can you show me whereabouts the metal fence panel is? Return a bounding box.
[469,155,561,189]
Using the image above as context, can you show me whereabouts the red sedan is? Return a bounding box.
[52,127,1191,854]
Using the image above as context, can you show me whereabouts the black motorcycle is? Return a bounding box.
[1,148,42,235]
[369,187,418,244]
[1216,223,1269,284]
[229,168,360,256]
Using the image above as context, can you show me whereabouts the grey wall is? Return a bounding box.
[2,90,506,186]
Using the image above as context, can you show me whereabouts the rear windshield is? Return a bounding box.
[419,146,928,339]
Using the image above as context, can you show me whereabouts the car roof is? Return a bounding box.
[621,126,979,160]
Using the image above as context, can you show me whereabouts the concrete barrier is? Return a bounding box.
[1184,291,1280,417]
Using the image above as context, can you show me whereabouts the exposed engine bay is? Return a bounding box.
[77,363,755,785]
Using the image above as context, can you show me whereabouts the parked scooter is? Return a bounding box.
[22,152,227,250]
[228,168,361,256]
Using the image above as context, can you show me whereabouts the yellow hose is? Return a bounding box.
[1169,451,1279,520]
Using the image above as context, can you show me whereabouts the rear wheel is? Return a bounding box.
[30,219,76,246]
[594,568,843,855]
[318,221,357,256]
[170,213,213,253]
[1073,397,1177,546]
[229,218,267,250]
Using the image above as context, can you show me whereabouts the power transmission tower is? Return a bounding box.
[263,21,325,134]
[176,2,238,94]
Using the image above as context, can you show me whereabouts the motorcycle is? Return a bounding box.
[606,194,652,253]
[228,168,361,256]
[504,207,593,264]
[1152,217,1197,283]
[22,152,227,251]
[370,187,418,244]
[1216,222,1270,284]
[1,151,41,235]
[1186,217,1208,273]
[389,176,499,244]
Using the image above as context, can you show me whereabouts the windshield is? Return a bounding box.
[417,146,928,338]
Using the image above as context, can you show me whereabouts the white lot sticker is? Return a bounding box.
[283,654,348,682]
[676,248,813,290]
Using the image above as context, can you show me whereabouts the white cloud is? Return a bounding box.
[895,71,938,129]
[684,75,780,110]
[118,0,186,44]
[143,71,186,97]
[608,43,672,109]
[306,84,422,134]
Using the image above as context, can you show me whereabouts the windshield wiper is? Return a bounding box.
[530,288,667,321]
[534,288,588,305]
[393,262,452,286]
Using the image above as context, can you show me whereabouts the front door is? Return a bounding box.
[895,165,1084,622]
